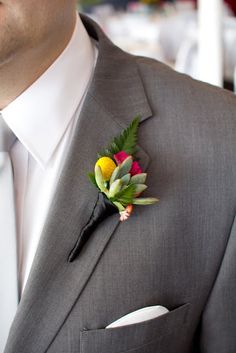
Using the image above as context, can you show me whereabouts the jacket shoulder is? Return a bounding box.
[135,55,236,146]
[134,55,236,115]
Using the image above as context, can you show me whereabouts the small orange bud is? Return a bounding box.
[119,204,133,221]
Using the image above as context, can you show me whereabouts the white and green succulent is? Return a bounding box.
[94,156,158,212]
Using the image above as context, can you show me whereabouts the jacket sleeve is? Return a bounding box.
[198,215,236,353]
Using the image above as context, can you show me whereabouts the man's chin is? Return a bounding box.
[0,37,20,68]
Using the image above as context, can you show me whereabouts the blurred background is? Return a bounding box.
[78,0,236,92]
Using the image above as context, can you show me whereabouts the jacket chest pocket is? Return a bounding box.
[80,303,190,353]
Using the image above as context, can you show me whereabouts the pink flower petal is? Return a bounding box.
[114,151,142,176]
[114,151,129,164]
[130,161,142,176]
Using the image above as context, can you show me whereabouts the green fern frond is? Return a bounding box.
[120,117,140,155]
[98,116,141,158]
[97,149,113,159]
[88,172,99,189]
[111,184,136,206]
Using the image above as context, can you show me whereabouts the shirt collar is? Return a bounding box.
[1,15,96,168]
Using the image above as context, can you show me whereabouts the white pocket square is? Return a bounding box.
[106,305,169,329]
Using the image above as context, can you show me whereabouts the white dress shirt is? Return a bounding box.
[1,15,98,295]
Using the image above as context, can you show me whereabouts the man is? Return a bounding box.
[0,1,235,353]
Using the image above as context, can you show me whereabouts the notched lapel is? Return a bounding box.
[4,14,153,353]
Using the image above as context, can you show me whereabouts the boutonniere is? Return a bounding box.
[68,117,158,262]
[88,117,158,221]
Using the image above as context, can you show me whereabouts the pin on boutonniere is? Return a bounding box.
[88,117,158,221]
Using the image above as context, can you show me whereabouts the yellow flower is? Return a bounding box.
[95,157,116,181]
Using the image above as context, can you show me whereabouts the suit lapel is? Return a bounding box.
[4,15,153,353]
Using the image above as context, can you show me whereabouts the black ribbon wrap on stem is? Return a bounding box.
[68,193,118,262]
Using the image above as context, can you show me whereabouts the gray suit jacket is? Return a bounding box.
[4,14,236,353]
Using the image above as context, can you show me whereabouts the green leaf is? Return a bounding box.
[119,156,133,177]
[112,201,125,212]
[98,116,141,158]
[120,173,131,186]
[97,149,113,159]
[110,156,133,185]
[132,197,159,205]
[108,179,122,198]
[134,184,147,196]
[130,173,147,184]
[121,117,140,155]
[87,172,99,188]
[112,184,136,206]
[110,165,121,185]
[95,165,108,194]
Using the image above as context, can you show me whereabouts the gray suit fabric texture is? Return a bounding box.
[4,13,236,353]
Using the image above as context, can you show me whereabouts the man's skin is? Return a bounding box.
[0,0,77,110]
